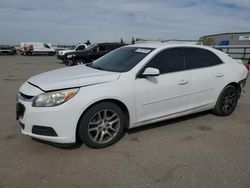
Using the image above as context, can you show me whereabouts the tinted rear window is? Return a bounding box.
[185,48,222,69]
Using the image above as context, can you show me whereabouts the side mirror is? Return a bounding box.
[141,67,160,77]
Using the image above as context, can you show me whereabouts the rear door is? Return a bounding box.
[184,47,225,108]
[135,47,191,123]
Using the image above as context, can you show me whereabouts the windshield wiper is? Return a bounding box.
[92,66,105,71]
[86,63,105,71]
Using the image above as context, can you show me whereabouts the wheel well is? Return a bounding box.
[75,99,130,142]
[227,82,241,97]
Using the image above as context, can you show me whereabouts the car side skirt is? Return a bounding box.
[129,103,213,129]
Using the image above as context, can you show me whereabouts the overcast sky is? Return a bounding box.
[0,0,250,45]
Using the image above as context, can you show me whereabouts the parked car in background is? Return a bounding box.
[64,43,126,66]
[0,45,16,55]
[16,43,248,148]
[57,44,88,62]
[20,42,56,56]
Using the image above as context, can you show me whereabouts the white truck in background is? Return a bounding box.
[20,42,56,56]
[57,44,88,61]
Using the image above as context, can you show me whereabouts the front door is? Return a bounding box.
[134,48,191,123]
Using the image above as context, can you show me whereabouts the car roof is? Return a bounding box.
[97,42,125,45]
[94,43,213,49]
[127,43,213,50]
[126,43,228,60]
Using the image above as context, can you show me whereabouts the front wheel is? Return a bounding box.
[75,59,86,65]
[67,60,74,66]
[26,51,32,56]
[212,85,238,116]
[78,102,125,148]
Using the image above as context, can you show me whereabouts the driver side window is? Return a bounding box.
[43,43,50,49]
[146,48,185,74]
[76,45,85,51]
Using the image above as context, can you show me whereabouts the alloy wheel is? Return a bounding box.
[87,109,120,144]
[221,88,237,114]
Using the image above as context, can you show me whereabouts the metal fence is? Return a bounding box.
[213,45,250,60]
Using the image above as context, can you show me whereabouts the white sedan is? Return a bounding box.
[16,43,248,148]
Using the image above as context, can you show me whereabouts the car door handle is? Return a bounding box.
[216,73,224,77]
[178,80,189,85]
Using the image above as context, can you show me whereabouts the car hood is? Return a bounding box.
[28,65,120,91]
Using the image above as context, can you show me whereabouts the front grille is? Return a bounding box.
[18,92,34,102]
[19,122,25,129]
[20,92,33,100]
[32,125,58,137]
[16,103,25,120]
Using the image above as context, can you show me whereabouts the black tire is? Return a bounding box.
[212,85,238,116]
[67,60,75,66]
[78,102,125,148]
[75,59,86,65]
[26,51,32,56]
[49,52,54,56]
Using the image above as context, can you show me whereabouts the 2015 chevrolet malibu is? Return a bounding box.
[16,44,248,148]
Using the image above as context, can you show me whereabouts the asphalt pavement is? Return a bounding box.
[0,55,250,188]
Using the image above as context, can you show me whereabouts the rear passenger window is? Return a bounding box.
[146,48,185,74]
[185,48,222,69]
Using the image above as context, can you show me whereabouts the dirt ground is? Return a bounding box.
[0,55,250,188]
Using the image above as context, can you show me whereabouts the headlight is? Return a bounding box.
[32,88,79,107]
[67,54,75,58]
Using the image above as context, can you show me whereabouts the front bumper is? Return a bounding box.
[16,82,82,144]
[17,99,79,143]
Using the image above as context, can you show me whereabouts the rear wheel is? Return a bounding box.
[212,85,238,116]
[78,102,125,148]
[49,52,54,56]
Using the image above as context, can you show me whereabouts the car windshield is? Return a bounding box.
[87,47,155,72]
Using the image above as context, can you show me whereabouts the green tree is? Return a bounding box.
[131,37,135,44]
[201,37,215,46]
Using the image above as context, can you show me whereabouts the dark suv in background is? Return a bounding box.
[57,44,88,62]
[64,43,126,66]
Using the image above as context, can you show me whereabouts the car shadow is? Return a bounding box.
[127,110,211,134]
[31,137,83,150]
[58,61,65,64]
[31,110,211,149]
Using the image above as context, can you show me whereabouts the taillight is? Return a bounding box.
[244,64,249,71]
